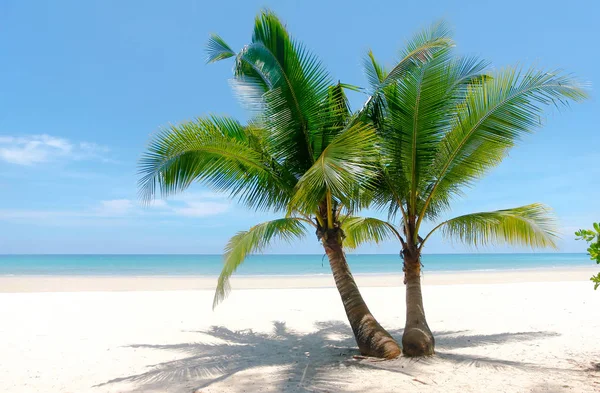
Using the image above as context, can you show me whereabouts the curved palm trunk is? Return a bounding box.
[401,249,435,356]
[321,227,401,359]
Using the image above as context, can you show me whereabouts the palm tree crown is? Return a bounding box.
[140,9,439,358]
[359,25,587,249]
[139,11,384,307]
[347,22,588,356]
[138,13,587,358]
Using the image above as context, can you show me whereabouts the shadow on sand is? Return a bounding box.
[95,321,564,393]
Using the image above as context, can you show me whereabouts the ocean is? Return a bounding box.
[0,253,591,276]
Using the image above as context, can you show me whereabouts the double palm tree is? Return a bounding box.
[139,11,586,359]
[138,11,446,358]
[345,23,587,356]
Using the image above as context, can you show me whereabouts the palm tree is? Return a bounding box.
[138,11,447,358]
[347,24,588,356]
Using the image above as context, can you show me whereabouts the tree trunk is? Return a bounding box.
[321,228,401,359]
[402,250,435,356]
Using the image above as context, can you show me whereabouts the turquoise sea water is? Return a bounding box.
[0,253,590,276]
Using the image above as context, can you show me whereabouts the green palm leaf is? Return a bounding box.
[420,68,588,224]
[371,52,490,220]
[424,203,559,249]
[363,50,388,89]
[311,83,352,157]
[206,34,235,63]
[360,20,454,131]
[230,10,332,168]
[289,122,379,214]
[138,116,293,211]
[214,218,308,308]
[388,48,457,213]
[373,20,454,91]
[341,216,402,250]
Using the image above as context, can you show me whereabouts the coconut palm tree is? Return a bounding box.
[345,27,588,356]
[138,11,449,358]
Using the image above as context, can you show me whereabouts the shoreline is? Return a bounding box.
[1,265,596,293]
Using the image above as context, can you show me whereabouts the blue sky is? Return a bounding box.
[0,0,597,254]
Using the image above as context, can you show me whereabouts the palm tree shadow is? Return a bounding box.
[95,323,563,392]
[433,330,563,370]
[357,330,568,377]
[435,330,560,350]
[96,321,362,393]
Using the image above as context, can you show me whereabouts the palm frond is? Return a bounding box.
[138,116,293,211]
[288,122,378,214]
[338,83,364,93]
[386,48,459,213]
[206,34,236,63]
[443,56,491,98]
[420,67,588,222]
[231,10,332,169]
[213,218,308,308]
[425,203,559,249]
[412,55,490,219]
[341,216,401,250]
[374,49,486,217]
[311,83,352,157]
[357,21,454,131]
[363,50,388,89]
[378,20,454,90]
[363,41,478,221]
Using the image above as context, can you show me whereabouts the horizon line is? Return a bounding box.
[0,252,588,256]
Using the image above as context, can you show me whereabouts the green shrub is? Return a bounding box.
[575,223,600,289]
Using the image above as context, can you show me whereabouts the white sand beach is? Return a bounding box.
[1,268,599,393]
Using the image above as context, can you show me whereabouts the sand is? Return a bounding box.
[0,266,596,292]
[0,268,599,393]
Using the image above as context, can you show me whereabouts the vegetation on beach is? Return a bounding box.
[342,25,588,355]
[575,223,600,289]
[139,10,587,358]
[139,11,411,358]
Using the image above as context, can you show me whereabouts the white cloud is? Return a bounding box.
[172,201,230,217]
[166,192,231,217]
[97,199,135,215]
[0,194,231,224]
[148,199,168,208]
[171,191,229,202]
[0,134,110,166]
[0,135,71,165]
